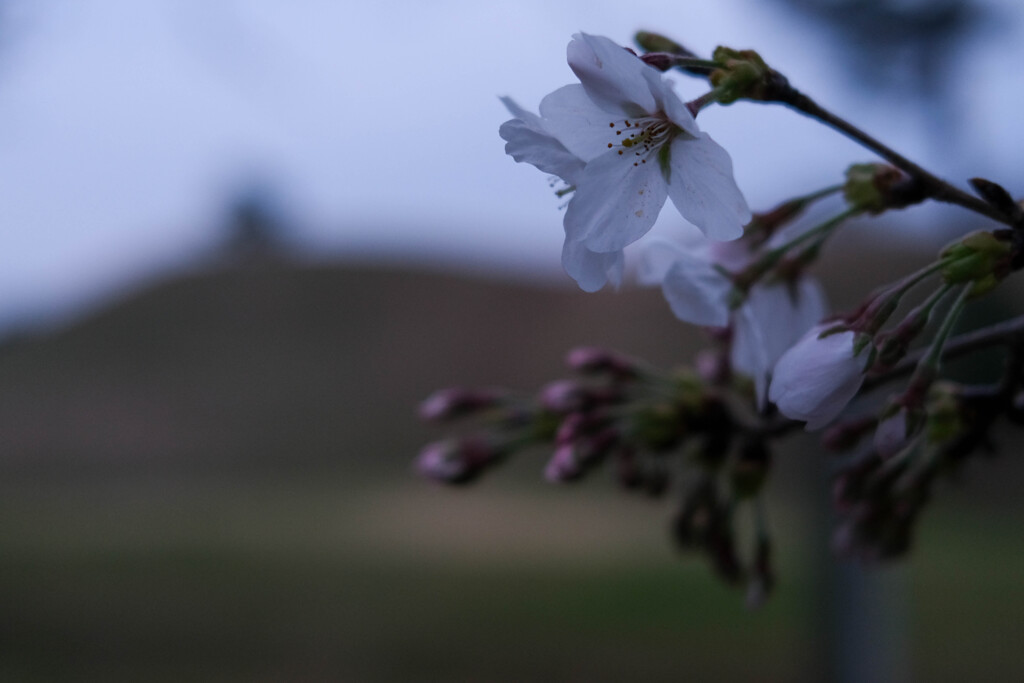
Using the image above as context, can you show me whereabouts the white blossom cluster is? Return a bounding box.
[501,33,857,428]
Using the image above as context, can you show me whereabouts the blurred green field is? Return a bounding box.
[0,474,1021,682]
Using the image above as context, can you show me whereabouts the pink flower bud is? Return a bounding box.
[415,436,500,484]
[565,347,638,379]
[418,388,503,422]
[539,380,588,413]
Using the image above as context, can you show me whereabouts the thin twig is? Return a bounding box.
[864,313,1024,391]
[769,86,1011,225]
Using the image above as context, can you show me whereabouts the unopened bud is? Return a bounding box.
[566,347,639,379]
[822,416,877,452]
[634,31,693,57]
[970,177,1024,220]
[418,387,503,422]
[843,163,905,214]
[874,404,922,459]
[545,428,618,483]
[939,230,1011,286]
[544,443,583,483]
[924,381,964,443]
[695,349,731,384]
[710,47,773,104]
[415,436,503,484]
[539,380,587,413]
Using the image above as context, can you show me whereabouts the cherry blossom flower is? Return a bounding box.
[638,238,826,404]
[499,97,624,291]
[500,33,750,291]
[769,325,871,429]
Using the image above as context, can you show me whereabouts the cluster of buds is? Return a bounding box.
[417,346,782,603]
[424,28,1024,604]
[827,378,1013,560]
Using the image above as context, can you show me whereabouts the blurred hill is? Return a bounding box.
[0,259,702,481]
[0,238,1017,493]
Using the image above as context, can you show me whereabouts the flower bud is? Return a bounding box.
[873,404,923,459]
[923,381,964,443]
[710,47,773,104]
[822,416,877,452]
[634,31,693,57]
[545,428,618,483]
[538,380,588,413]
[544,443,584,483]
[418,387,503,422]
[939,230,1011,286]
[415,436,503,484]
[769,324,871,430]
[843,163,905,214]
[565,347,639,379]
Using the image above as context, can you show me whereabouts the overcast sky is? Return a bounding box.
[0,0,1020,327]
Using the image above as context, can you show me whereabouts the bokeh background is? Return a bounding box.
[0,1,1022,681]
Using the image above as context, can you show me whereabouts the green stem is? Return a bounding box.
[756,206,861,274]
[919,284,972,373]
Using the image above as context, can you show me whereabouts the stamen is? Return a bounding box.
[606,116,677,163]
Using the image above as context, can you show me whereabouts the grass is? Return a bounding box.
[0,475,1021,682]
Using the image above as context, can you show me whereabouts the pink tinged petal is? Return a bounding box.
[567,33,657,117]
[561,238,624,292]
[666,133,751,242]
[499,118,585,185]
[636,243,731,327]
[769,326,869,430]
[539,84,627,162]
[640,68,700,137]
[564,149,668,252]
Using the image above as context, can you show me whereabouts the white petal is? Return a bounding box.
[567,33,656,116]
[635,239,685,285]
[561,238,624,292]
[499,118,585,185]
[641,68,700,137]
[732,280,826,408]
[732,304,772,405]
[659,253,731,327]
[792,278,829,333]
[539,84,627,162]
[500,96,544,131]
[666,133,751,241]
[564,149,668,252]
[769,326,868,430]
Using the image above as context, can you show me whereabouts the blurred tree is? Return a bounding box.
[770,0,991,145]
[220,180,293,261]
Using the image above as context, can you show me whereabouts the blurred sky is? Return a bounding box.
[0,0,1021,327]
